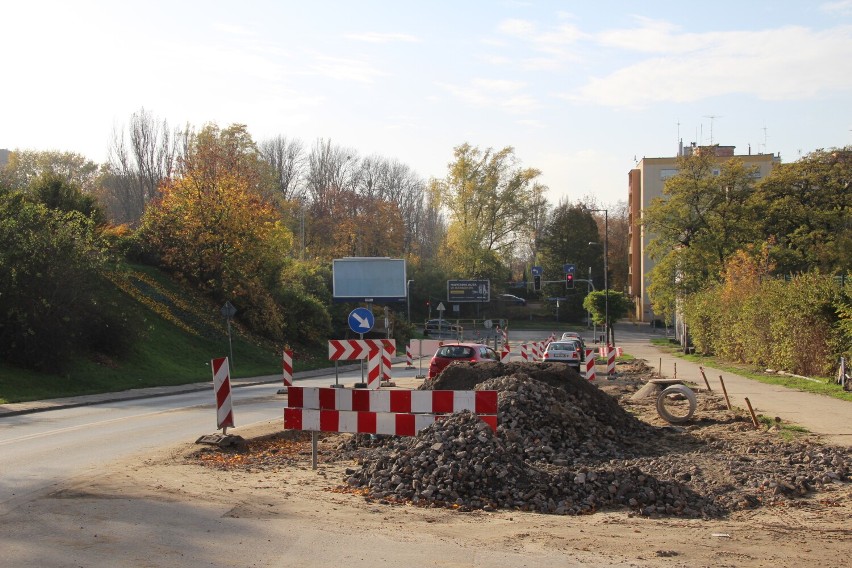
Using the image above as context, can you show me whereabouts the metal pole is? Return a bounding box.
[407,280,413,324]
[604,210,609,347]
[226,318,234,372]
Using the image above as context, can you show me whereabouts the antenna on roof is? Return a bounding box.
[704,115,721,145]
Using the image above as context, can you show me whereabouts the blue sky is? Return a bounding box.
[3,1,851,206]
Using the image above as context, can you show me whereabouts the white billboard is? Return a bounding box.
[332,257,407,302]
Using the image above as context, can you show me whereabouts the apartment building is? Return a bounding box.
[627,143,780,323]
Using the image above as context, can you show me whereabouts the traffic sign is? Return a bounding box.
[531,266,543,276]
[563,263,576,274]
[220,301,237,319]
[348,307,375,334]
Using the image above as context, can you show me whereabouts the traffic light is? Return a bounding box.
[533,274,541,291]
[565,273,574,289]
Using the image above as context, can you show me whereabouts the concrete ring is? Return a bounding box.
[656,384,697,423]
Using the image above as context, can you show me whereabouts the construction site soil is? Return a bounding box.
[179,359,852,566]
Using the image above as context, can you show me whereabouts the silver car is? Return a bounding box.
[543,340,583,369]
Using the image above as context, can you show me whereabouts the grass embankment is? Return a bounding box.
[0,264,327,404]
[650,338,852,403]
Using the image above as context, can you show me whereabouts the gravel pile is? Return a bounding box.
[340,362,851,517]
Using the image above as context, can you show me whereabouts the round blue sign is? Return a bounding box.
[348,307,375,334]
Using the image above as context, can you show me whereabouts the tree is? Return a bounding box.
[752,147,852,275]
[536,201,600,318]
[0,191,134,371]
[582,290,631,346]
[30,171,105,226]
[0,149,99,195]
[259,135,306,203]
[432,143,541,280]
[642,150,761,317]
[104,108,183,225]
[140,123,293,340]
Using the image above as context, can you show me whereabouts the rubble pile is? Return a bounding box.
[341,362,851,517]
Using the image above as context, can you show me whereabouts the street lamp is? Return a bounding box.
[588,209,609,347]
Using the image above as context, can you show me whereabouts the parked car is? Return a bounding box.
[543,340,583,370]
[561,332,586,352]
[424,319,461,336]
[427,342,499,379]
[497,293,527,306]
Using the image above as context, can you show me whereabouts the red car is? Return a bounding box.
[427,342,499,379]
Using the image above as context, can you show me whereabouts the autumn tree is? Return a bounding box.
[432,144,541,281]
[139,124,294,340]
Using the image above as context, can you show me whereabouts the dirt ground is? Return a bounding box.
[112,361,850,567]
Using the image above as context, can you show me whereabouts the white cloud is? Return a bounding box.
[310,55,387,84]
[821,1,852,16]
[569,24,852,107]
[437,78,539,113]
[345,32,420,43]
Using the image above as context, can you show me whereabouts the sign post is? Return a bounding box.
[220,301,237,371]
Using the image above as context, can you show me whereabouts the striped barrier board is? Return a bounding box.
[284,387,499,436]
[287,386,498,414]
[328,339,396,389]
[585,349,596,381]
[282,349,293,387]
[211,357,234,431]
[284,408,497,435]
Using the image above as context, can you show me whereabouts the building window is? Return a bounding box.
[660,169,678,180]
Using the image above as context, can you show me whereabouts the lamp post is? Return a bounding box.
[588,209,609,347]
[407,279,414,324]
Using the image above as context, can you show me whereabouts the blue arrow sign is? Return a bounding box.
[531,265,543,276]
[563,263,576,274]
[348,307,375,334]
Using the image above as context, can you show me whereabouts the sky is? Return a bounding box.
[3,0,852,207]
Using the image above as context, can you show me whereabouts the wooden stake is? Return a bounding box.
[719,375,732,410]
[699,366,712,391]
[659,357,662,376]
[744,397,760,429]
[674,362,677,380]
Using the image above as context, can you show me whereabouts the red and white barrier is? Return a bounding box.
[585,349,596,381]
[287,386,497,414]
[328,339,396,389]
[211,357,234,431]
[284,387,498,436]
[606,345,617,376]
[284,408,497,435]
[282,349,293,387]
[500,345,512,363]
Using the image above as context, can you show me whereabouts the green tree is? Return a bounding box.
[432,144,542,280]
[0,192,133,371]
[29,171,105,225]
[582,290,631,346]
[0,149,99,195]
[642,150,761,318]
[752,147,852,275]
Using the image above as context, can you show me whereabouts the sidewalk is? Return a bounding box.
[615,324,851,447]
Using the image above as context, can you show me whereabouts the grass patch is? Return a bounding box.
[0,264,329,404]
[756,415,810,441]
[649,338,852,402]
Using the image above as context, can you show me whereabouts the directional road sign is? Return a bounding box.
[348,307,375,334]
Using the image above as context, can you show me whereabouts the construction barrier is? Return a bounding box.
[327,339,396,389]
[282,348,293,387]
[211,357,234,431]
[585,349,596,381]
[500,344,512,363]
[284,386,498,435]
[607,345,617,376]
